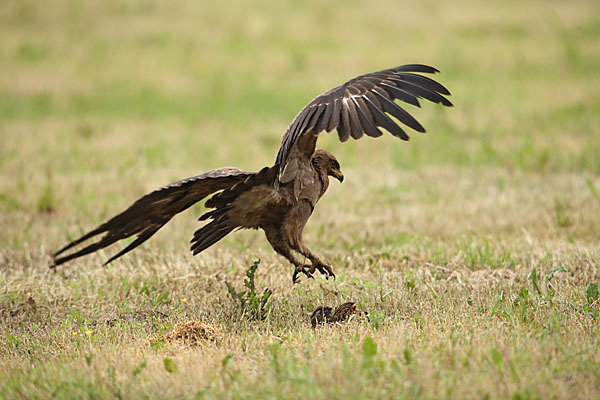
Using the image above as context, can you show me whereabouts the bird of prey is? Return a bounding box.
[52,64,452,283]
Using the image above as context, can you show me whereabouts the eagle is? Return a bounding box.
[52,64,452,283]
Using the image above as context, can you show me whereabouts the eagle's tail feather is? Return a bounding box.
[190,220,235,255]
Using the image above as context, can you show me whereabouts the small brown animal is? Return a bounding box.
[51,65,451,283]
[310,302,367,328]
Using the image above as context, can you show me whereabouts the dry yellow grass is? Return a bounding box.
[1,0,599,398]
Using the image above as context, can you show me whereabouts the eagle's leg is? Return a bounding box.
[282,200,336,281]
[263,224,314,283]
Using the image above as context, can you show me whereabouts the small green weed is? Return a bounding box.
[528,267,567,300]
[225,259,273,320]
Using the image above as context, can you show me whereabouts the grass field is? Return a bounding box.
[1,0,600,398]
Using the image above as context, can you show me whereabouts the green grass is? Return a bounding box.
[1,0,600,398]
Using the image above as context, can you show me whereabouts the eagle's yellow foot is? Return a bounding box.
[292,265,314,284]
[311,260,336,280]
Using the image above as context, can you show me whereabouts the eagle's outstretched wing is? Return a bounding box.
[51,167,253,267]
[275,64,452,182]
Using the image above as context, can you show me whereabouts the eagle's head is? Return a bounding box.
[313,149,344,183]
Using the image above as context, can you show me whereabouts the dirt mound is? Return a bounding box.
[157,320,222,345]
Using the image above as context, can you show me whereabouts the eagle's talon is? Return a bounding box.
[313,261,335,280]
[292,265,314,284]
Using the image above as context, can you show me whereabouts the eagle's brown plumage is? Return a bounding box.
[52,64,452,282]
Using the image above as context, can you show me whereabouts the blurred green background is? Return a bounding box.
[1,0,599,248]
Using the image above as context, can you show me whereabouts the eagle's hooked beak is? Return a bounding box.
[330,168,344,183]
